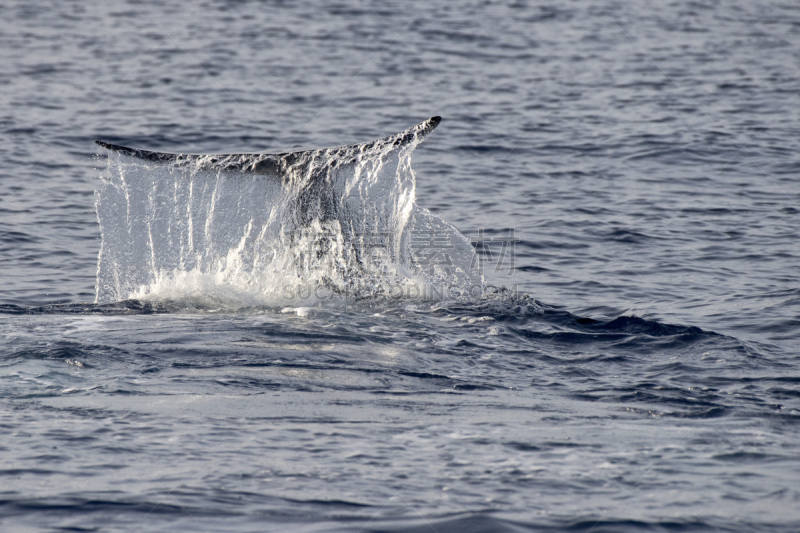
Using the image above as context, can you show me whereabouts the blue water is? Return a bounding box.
[2,1,799,531]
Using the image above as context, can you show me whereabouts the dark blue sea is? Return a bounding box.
[1,1,799,531]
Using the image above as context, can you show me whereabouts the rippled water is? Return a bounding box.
[1,1,799,531]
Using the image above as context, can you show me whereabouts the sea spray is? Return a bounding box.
[95,138,481,308]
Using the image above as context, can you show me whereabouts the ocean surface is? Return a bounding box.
[1,1,799,531]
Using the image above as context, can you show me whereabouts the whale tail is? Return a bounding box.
[95,117,442,177]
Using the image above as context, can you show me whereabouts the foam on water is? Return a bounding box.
[95,138,481,309]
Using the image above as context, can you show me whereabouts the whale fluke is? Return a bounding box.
[95,117,441,176]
